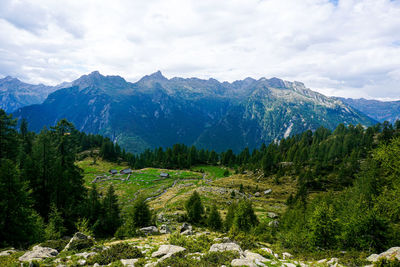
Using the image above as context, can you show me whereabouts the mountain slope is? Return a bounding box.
[0,76,55,112]
[13,71,376,153]
[339,97,400,123]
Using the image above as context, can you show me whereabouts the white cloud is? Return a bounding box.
[0,0,399,99]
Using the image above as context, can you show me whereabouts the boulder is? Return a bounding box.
[268,220,279,228]
[181,229,193,235]
[209,243,242,254]
[0,249,17,256]
[139,226,159,235]
[19,245,58,262]
[264,189,272,195]
[267,212,278,219]
[77,259,86,265]
[231,258,257,267]
[180,222,192,233]
[260,247,274,255]
[244,250,269,262]
[254,192,261,197]
[121,258,139,266]
[282,252,293,259]
[151,245,186,258]
[367,247,400,262]
[159,224,171,234]
[63,232,92,251]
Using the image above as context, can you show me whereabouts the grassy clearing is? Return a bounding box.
[76,158,203,205]
[191,165,229,179]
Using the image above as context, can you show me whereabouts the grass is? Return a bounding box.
[191,165,229,179]
[76,158,203,205]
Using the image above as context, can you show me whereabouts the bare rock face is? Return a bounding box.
[19,245,58,262]
[231,258,257,267]
[139,226,159,235]
[151,245,186,258]
[367,247,400,262]
[209,243,242,254]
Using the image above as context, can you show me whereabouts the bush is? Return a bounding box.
[156,251,239,267]
[374,258,400,267]
[88,243,143,265]
[67,239,94,251]
[40,239,68,251]
[169,233,212,253]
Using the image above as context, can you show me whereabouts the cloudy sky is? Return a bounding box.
[0,0,399,99]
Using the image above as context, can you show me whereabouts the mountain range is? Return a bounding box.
[0,76,56,113]
[338,97,400,124]
[8,71,379,153]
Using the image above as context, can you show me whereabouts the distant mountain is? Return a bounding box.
[13,71,376,153]
[339,98,400,123]
[0,76,55,112]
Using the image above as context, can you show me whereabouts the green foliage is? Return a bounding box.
[169,233,212,253]
[75,218,93,237]
[128,195,152,228]
[40,239,68,252]
[156,251,239,267]
[232,200,258,232]
[67,238,94,251]
[374,258,400,267]
[185,191,204,224]
[206,205,223,231]
[0,159,44,247]
[95,185,121,237]
[45,204,66,240]
[224,202,237,232]
[308,201,338,248]
[88,243,143,265]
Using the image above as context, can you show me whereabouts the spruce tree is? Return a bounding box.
[185,191,204,224]
[233,200,258,232]
[97,185,121,236]
[207,205,222,231]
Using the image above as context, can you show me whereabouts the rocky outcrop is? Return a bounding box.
[63,232,93,251]
[151,245,186,258]
[231,258,257,267]
[121,258,139,266]
[209,243,242,254]
[367,247,400,262]
[19,245,58,262]
[159,224,171,234]
[139,226,159,235]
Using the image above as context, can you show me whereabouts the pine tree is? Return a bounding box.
[126,195,152,229]
[45,204,66,240]
[224,202,237,232]
[97,185,121,236]
[233,200,258,232]
[185,191,204,224]
[207,205,222,231]
[0,159,44,246]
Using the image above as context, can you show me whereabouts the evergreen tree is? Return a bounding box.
[185,191,204,224]
[126,195,152,229]
[207,205,223,231]
[308,201,337,248]
[233,200,258,232]
[0,159,44,246]
[97,185,121,236]
[224,202,237,232]
[45,204,66,240]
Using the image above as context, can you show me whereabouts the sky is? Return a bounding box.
[0,0,399,100]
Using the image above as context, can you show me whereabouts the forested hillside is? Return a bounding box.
[1,108,400,266]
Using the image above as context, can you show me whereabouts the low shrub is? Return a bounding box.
[374,258,400,267]
[155,251,239,267]
[88,243,143,265]
[68,239,94,251]
[40,239,69,251]
[169,233,212,253]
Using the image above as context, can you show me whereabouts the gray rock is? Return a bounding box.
[282,252,293,259]
[139,226,159,235]
[93,264,100,267]
[19,245,58,262]
[283,263,297,267]
[367,247,400,262]
[180,222,192,233]
[254,192,261,197]
[77,259,86,265]
[267,212,278,219]
[213,237,232,243]
[244,250,269,262]
[159,224,171,234]
[0,249,17,256]
[231,258,257,267]
[121,258,139,266]
[181,229,193,235]
[63,232,91,251]
[268,220,279,227]
[264,189,272,195]
[209,243,242,254]
[151,245,186,258]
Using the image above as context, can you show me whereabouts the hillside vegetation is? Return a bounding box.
[1,108,400,266]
